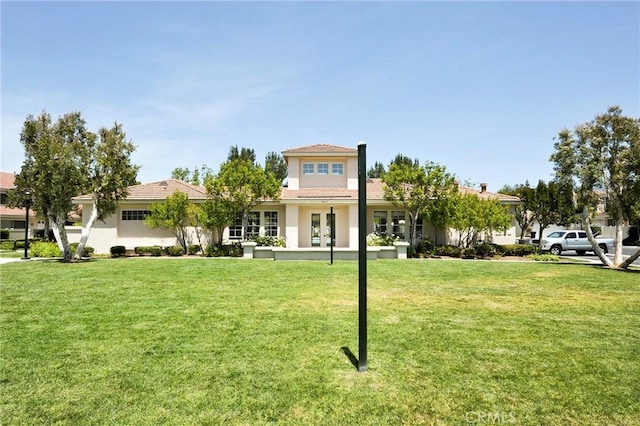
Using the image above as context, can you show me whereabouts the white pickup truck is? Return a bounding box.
[541,231,614,255]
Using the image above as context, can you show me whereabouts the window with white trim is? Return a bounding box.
[247,212,260,238]
[317,163,329,175]
[303,163,314,175]
[229,215,243,240]
[332,163,344,175]
[265,211,279,237]
[373,211,388,234]
[392,211,406,239]
[121,210,150,221]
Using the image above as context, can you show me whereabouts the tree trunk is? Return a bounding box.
[48,212,72,261]
[619,247,640,269]
[613,215,624,266]
[73,203,98,260]
[583,207,613,267]
[537,224,547,253]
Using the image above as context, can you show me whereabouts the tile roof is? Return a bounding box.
[282,144,358,156]
[73,179,207,202]
[0,172,16,190]
[0,205,26,217]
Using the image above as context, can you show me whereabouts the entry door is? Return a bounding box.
[326,212,336,247]
[311,213,321,246]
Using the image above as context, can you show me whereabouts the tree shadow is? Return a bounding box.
[340,346,359,370]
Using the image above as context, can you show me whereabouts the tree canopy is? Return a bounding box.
[550,106,640,268]
[11,111,138,261]
[383,160,458,249]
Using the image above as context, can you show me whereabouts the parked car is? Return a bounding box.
[540,231,614,255]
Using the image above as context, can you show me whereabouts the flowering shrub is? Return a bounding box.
[366,232,399,246]
[250,235,286,247]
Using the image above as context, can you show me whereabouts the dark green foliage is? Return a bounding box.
[187,244,201,255]
[623,226,639,246]
[433,245,463,257]
[463,248,476,259]
[110,245,126,257]
[203,243,243,257]
[474,242,496,258]
[69,243,94,257]
[167,245,184,256]
[134,246,163,256]
[0,229,9,239]
[498,244,538,256]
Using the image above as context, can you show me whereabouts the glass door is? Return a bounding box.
[311,213,321,246]
[326,212,335,246]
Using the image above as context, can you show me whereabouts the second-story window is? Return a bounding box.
[303,163,314,175]
[332,163,344,175]
[317,163,329,175]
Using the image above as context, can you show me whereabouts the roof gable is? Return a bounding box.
[282,144,358,157]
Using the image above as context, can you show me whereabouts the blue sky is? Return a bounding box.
[2,1,638,191]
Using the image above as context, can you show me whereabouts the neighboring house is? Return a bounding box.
[72,144,521,255]
[0,172,38,239]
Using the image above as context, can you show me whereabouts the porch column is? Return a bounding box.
[348,204,359,249]
[285,204,299,248]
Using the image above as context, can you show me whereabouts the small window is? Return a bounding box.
[332,163,344,175]
[373,211,388,234]
[317,163,329,175]
[121,210,150,221]
[578,232,587,238]
[566,232,576,239]
[247,212,260,238]
[229,215,243,239]
[303,163,314,175]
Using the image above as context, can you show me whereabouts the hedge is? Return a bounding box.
[167,245,185,256]
[110,245,126,257]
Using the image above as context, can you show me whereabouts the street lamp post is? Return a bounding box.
[22,191,32,260]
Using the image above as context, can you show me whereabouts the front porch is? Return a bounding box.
[243,241,410,260]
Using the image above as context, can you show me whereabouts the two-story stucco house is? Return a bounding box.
[72,144,521,257]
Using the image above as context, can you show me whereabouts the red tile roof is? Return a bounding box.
[0,172,16,190]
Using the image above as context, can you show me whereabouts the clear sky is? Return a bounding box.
[2,1,638,192]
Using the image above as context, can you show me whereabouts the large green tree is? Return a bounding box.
[210,158,281,240]
[73,123,139,260]
[367,161,386,178]
[11,111,137,261]
[383,161,458,250]
[264,151,288,184]
[528,180,576,252]
[449,193,512,248]
[499,182,537,242]
[145,191,193,253]
[550,106,640,268]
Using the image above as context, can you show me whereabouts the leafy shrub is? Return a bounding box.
[167,245,184,256]
[463,248,476,259]
[366,232,398,246]
[0,229,9,239]
[187,244,201,255]
[15,240,26,250]
[475,243,496,258]
[433,245,462,257]
[110,245,126,257]
[498,244,537,257]
[623,226,639,246]
[0,240,15,250]
[412,239,435,258]
[203,243,243,257]
[250,236,286,247]
[30,241,61,258]
[70,243,94,257]
[526,254,560,262]
[134,246,164,256]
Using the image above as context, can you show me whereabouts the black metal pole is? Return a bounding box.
[357,142,367,372]
[330,205,334,265]
[22,192,31,260]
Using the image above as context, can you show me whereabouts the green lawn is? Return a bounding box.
[1,259,638,425]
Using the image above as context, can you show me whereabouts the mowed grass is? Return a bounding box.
[1,259,638,425]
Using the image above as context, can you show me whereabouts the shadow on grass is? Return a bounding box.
[341,346,359,370]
